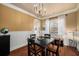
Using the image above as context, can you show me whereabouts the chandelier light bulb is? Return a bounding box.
[36,11,39,14]
[44,8,46,11]
[34,4,37,7]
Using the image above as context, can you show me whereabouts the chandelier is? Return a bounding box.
[34,3,47,17]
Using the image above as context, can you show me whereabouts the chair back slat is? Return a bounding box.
[44,34,51,39]
[30,34,36,39]
[28,38,44,56]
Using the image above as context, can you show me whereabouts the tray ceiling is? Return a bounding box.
[11,3,77,18]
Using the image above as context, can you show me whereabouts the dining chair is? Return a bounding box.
[44,34,51,39]
[28,38,35,56]
[46,40,60,56]
[30,34,36,39]
[46,46,59,56]
[28,38,44,56]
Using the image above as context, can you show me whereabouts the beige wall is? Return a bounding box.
[66,12,77,32]
[40,20,45,30]
[77,10,79,31]
[40,12,78,32]
[0,4,34,31]
[49,13,77,32]
[40,17,57,31]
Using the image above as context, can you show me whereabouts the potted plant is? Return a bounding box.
[0,27,9,34]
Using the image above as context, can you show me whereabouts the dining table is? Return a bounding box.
[34,37,54,56]
[28,36,64,56]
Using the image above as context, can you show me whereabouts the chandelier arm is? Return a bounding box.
[34,3,47,17]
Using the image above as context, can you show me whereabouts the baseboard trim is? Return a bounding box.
[10,45,28,53]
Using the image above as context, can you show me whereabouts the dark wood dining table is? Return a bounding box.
[28,36,64,56]
[34,38,63,56]
[34,38,54,55]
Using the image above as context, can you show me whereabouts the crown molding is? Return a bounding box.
[1,3,79,20]
[42,4,79,19]
[1,3,39,19]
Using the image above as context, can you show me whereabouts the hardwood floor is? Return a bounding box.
[10,46,79,56]
[10,46,28,56]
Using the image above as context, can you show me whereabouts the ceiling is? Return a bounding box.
[11,3,77,18]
